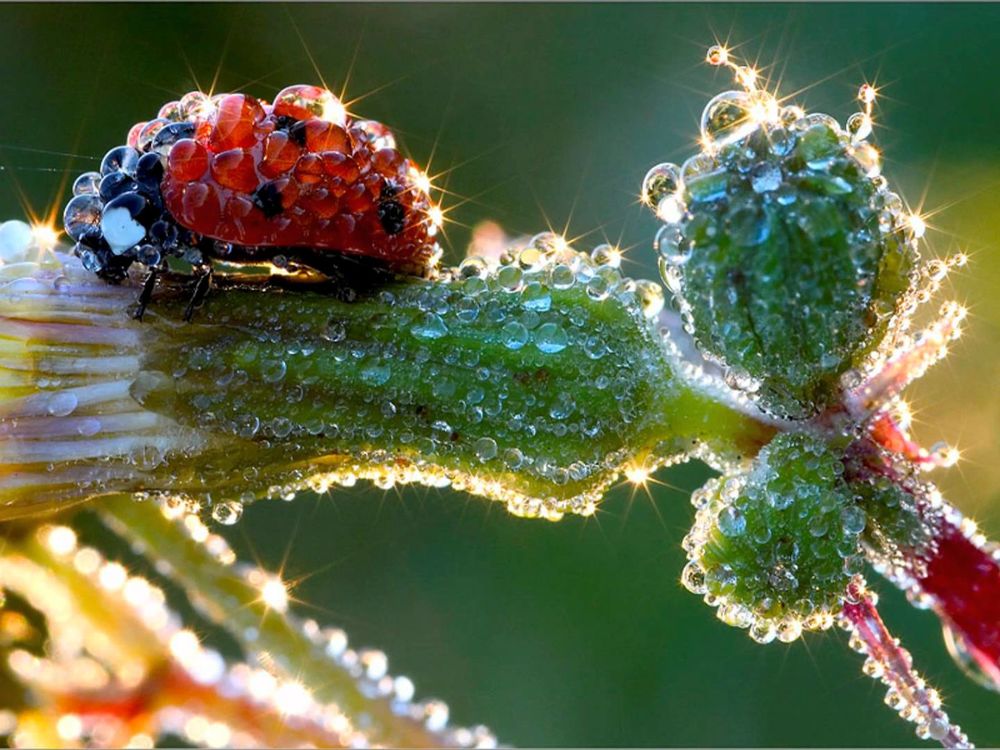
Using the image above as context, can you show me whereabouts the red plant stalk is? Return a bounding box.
[844,310,1000,693]
[911,518,1000,689]
[841,579,972,749]
[47,662,352,748]
[862,412,1000,692]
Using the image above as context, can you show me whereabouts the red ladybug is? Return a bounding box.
[63,85,442,318]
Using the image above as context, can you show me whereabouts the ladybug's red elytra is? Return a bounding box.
[63,84,443,318]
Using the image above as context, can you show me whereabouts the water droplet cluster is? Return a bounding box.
[63,85,441,282]
[645,53,927,419]
[682,432,867,642]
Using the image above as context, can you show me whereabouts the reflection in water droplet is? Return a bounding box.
[700,91,755,147]
[474,437,498,462]
[212,500,244,526]
[534,322,568,354]
[641,163,681,208]
[520,282,552,312]
[322,319,347,343]
[501,320,529,350]
[942,623,999,692]
[412,312,448,340]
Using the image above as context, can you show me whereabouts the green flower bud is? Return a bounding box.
[648,86,920,418]
[843,449,936,569]
[682,431,867,643]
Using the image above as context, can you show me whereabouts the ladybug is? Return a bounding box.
[63,85,443,318]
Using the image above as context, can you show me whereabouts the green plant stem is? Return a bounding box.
[4,252,776,519]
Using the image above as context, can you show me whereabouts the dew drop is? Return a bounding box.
[474,437,498,462]
[501,320,529,350]
[360,361,391,386]
[750,162,782,193]
[853,142,881,177]
[496,265,524,293]
[768,127,795,156]
[136,244,161,266]
[504,448,524,469]
[520,282,552,312]
[846,112,873,141]
[322,319,347,343]
[261,359,287,383]
[682,561,708,594]
[776,618,802,643]
[586,275,610,301]
[77,417,101,436]
[700,91,755,146]
[412,312,448,340]
[590,243,621,268]
[271,417,293,438]
[550,264,575,290]
[459,256,488,279]
[749,620,777,644]
[706,45,729,66]
[72,171,102,196]
[634,280,665,318]
[942,624,999,692]
[45,391,78,417]
[456,297,480,322]
[641,163,681,208]
[717,506,746,537]
[840,505,867,535]
[129,371,172,406]
[534,322,568,354]
[211,501,244,526]
[655,194,685,224]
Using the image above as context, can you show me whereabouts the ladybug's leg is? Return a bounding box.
[133,268,160,321]
[183,265,213,322]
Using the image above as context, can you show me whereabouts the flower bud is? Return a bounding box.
[683,432,865,640]
[650,92,919,418]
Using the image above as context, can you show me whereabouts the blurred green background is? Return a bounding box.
[2,3,999,746]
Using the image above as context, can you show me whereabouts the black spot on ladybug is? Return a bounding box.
[377,198,406,235]
[287,120,308,146]
[376,187,406,234]
[274,115,297,132]
[252,181,285,218]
